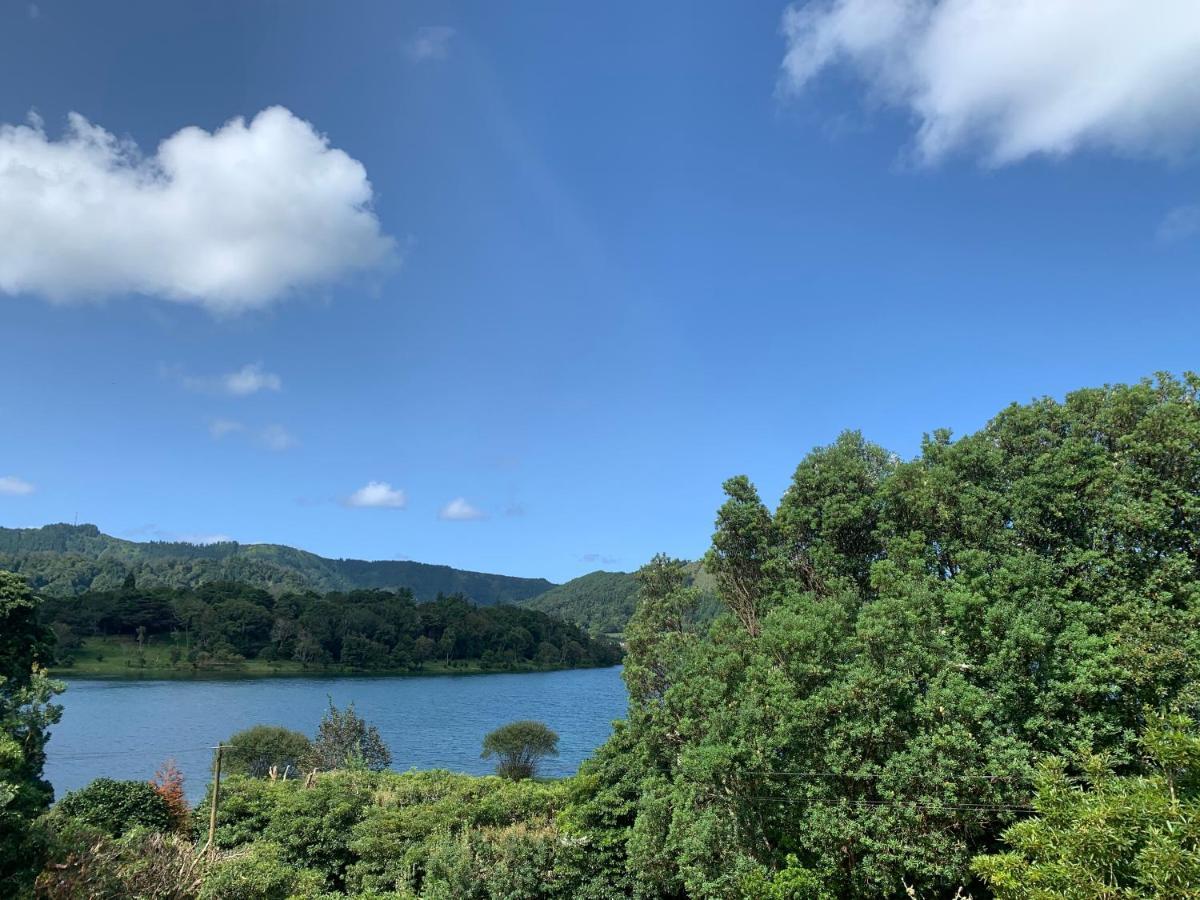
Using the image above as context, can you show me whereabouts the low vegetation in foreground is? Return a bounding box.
[4,373,1200,898]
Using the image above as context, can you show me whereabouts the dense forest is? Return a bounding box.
[5,374,1200,898]
[40,581,622,674]
[519,563,720,636]
[0,524,553,603]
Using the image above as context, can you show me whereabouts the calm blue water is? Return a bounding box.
[45,666,627,802]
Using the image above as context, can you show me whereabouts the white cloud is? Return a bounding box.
[405,26,456,62]
[438,497,487,521]
[209,418,245,439]
[346,481,408,509]
[0,475,35,496]
[256,424,297,452]
[208,419,295,450]
[0,106,395,312]
[184,362,282,396]
[126,524,233,545]
[780,0,1200,165]
[1158,204,1200,242]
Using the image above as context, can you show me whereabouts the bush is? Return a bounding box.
[481,721,559,781]
[36,821,203,899]
[198,841,323,900]
[56,778,172,836]
[306,699,391,773]
[225,725,312,778]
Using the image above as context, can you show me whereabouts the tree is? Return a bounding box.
[150,758,189,832]
[56,778,172,836]
[0,571,63,895]
[225,725,312,778]
[481,720,559,780]
[305,700,391,772]
[578,374,1200,898]
[974,711,1200,899]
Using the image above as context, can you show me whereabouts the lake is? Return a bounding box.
[45,665,627,803]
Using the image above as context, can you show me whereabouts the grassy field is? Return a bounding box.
[50,635,592,679]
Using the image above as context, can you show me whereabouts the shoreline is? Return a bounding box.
[49,660,622,682]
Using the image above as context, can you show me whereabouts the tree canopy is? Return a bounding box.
[0,570,62,895]
[481,720,560,780]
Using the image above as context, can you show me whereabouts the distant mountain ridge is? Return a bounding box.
[0,523,554,605]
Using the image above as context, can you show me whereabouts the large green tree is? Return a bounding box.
[576,374,1200,898]
[0,571,63,896]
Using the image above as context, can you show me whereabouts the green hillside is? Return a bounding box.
[519,570,640,635]
[520,560,720,635]
[0,523,553,605]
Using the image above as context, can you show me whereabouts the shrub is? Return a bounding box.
[306,699,391,773]
[481,721,559,781]
[225,725,311,778]
[36,821,203,899]
[198,841,323,900]
[57,778,172,836]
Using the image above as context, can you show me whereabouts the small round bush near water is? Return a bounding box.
[225,724,312,778]
[481,720,559,781]
[57,778,172,836]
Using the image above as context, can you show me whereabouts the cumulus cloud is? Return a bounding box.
[184,362,282,396]
[346,481,408,509]
[779,0,1200,165]
[438,497,487,521]
[405,26,456,62]
[0,106,395,312]
[1158,204,1200,242]
[0,475,35,496]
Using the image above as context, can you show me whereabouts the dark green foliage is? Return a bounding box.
[582,373,1200,898]
[307,700,392,772]
[519,570,640,635]
[206,768,576,897]
[481,721,559,780]
[974,712,1200,899]
[56,778,173,836]
[0,570,62,897]
[224,725,312,778]
[519,562,721,637]
[40,582,622,674]
[0,523,553,604]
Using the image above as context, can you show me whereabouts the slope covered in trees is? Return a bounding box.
[518,562,720,636]
[0,524,553,604]
[41,582,622,674]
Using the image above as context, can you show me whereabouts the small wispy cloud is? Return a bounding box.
[1158,204,1200,243]
[256,424,297,452]
[125,524,232,545]
[208,419,296,451]
[0,475,35,496]
[405,26,456,63]
[209,419,245,439]
[184,362,282,396]
[438,497,487,521]
[28,4,39,20]
[346,481,408,509]
[581,553,619,566]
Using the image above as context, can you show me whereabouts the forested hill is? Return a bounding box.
[518,561,721,635]
[0,523,554,604]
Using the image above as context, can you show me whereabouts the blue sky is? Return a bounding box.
[1,1,1198,582]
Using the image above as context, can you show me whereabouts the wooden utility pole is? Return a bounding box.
[204,744,226,861]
